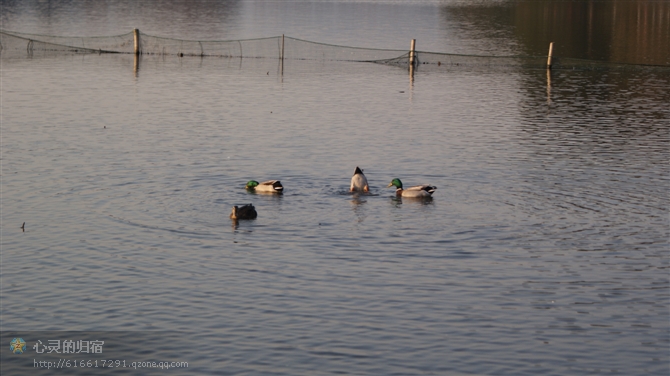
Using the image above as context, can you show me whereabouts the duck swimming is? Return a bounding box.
[230,204,258,220]
[246,180,284,193]
[350,167,369,192]
[387,178,436,198]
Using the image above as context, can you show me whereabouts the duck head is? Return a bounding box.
[387,178,403,189]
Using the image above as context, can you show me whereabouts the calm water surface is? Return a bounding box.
[2,1,669,375]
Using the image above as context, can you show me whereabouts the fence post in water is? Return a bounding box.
[546,42,554,69]
[408,39,416,83]
[409,39,416,68]
[281,34,285,76]
[133,29,140,55]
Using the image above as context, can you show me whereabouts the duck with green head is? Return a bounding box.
[387,178,436,198]
[246,180,284,193]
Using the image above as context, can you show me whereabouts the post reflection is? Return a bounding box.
[546,68,551,105]
[133,53,140,78]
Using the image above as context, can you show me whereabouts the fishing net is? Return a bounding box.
[1,29,666,71]
[0,29,406,61]
[0,30,134,56]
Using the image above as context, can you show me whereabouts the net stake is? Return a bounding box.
[409,39,416,68]
[133,29,140,55]
[547,42,554,69]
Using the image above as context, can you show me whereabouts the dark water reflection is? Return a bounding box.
[512,0,670,65]
[442,0,670,65]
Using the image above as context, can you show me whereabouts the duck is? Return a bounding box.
[246,180,284,193]
[230,204,257,220]
[350,167,369,192]
[387,178,436,198]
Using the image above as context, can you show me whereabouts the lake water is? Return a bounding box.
[2,1,669,375]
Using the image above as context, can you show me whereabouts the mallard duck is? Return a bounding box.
[350,167,369,192]
[387,178,436,198]
[230,204,257,220]
[246,180,284,193]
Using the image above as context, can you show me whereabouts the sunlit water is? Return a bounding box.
[2,1,669,375]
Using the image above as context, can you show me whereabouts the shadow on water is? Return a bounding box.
[390,196,435,207]
[245,189,285,201]
[349,193,367,206]
[230,218,256,232]
[350,192,368,223]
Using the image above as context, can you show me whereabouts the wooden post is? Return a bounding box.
[546,42,554,69]
[409,39,416,68]
[281,34,285,76]
[133,29,140,55]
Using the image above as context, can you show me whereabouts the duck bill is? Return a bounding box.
[386,183,393,188]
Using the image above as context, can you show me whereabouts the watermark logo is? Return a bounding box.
[10,338,26,354]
